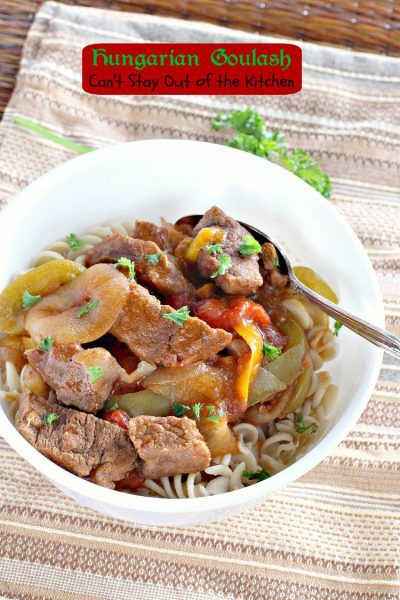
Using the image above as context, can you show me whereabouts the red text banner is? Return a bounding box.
[82,43,302,96]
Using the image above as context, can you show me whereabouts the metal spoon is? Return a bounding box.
[179,215,400,360]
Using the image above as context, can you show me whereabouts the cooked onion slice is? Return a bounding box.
[109,390,170,418]
[0,260,85,335]
[25,264,129,344]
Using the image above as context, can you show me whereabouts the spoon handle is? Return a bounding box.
[291,278,400,361]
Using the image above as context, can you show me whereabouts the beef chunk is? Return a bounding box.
[193,206,263,296]
[16,392,137,488]
[26,344,124,414]
[110,283,232,367]
[128,415,211,478]
[133,220,184,252]
[86,232,194,297]
[261,242,289,289]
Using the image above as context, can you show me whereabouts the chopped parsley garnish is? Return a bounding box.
[22,290,41,310]
[242,469,270,482]
[146,252,162,265]
[77,299,99,318]
[333,321,343,336]
[163,306,190,326]
[38,337,54,352]
[262,343,282,360]
[193,402,204,421]
[66,233,86,251]
[114,257,135,281]
[89,366,103,384]
[296,415,318,434]
[205,405,221,424]
[210,253,232,279]
[42,413,59,425]
[212,108,332,198]
[109,402,119,411]
[172,402,190,417]
[238,235,262,257]
[207,242,223,256]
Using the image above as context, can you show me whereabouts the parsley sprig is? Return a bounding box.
[114,257,135,281]
[205,405,222,424]
[172,402,190,417]
[191,403,225,423]
[163,306,190,326]
[66,233,86,251]
[207,242,223,256]
[262,343,282,360]
[42,413,59,425]
[78,299,99,319]
[238,235,262,257]
[146,252,163,265]
[210,253,232,279]
[213,109,332,198]
[296,415,318,434]
[22,290,41,310]
[332,321,343,336]
[193,402,204,421]
[38,337,54,352]
[89,366,103,383]
[242,468,270,482]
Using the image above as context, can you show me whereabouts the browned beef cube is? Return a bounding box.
[16,392,137,488]
[261,242,289,289]
[128,415,211,478]
[86,232,194,297]
[110,283,231,367]
[133,220,180,252]
[27,344,123,414]
[193,206,263,296]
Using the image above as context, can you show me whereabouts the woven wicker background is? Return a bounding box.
[0,0,400,117]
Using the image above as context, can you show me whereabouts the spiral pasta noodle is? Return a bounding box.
[29,222,134,268]
[0,361,21,419]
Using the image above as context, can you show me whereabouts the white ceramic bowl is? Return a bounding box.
[0,140,384,526]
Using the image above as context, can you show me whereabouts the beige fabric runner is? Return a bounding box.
[0,2,399,598]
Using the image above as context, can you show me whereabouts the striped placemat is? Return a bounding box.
[0,3,399,599]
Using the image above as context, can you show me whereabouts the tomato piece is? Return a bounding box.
[115,468,145,491]
[194,297,271,331]
[193,297,231,329]
[164,292,193,310]
[107,340,139,374]
[103,408,130,430]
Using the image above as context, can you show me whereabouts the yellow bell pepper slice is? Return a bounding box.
[22,336,36,351]
[185,227,224,262]
[293,266,339,304]
[234,320,264,403]
[0,259,85,335]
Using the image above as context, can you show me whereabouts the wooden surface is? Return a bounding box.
[0,0,400,117]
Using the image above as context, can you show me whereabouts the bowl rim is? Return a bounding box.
[0,139,384,514]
